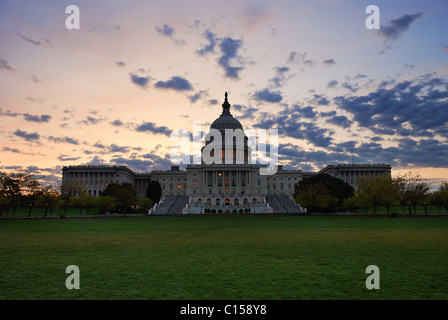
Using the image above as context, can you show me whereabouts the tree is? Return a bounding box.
[136,197,153,213]
[294,174,353,213]
[394,172,430,215]
[295,182,337,213]
[146,180,162,204]
[101,182,137,214]
[92,196,116,214]
[0,171,41,217]
[40,186,62,216]
[356,174,396,215]
[430,182,448,214]
[70,192,94,216]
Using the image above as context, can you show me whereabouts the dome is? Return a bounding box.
[210,92,244,131]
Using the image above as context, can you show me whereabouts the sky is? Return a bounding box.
[0,0,447,189]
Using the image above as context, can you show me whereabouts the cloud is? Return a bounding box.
[0,59,15,71]
[378,13,423,41]
[196,30,217,56]
[323,59,336,66]
[48,136,80,145]
[23,113,52,123]
[0,109,20,117]
[58,155,81,162]
[111,119,124,127]
[116,61,126,67]
[326,115,352,129]
[287,51,315,67]
[232,104,259,120]
[253,88,282,103]
[129,72,150,88]
[155,24,185,45]
[218,37,245,79]
[269,66,291,88]
[254,106,333,148]
[155,76,193,91]
[2,147,21,153]
[135,122,172,136]
[327,80,338,88]
[155,24,175,37]
[81,116,104,125]
[13,129,40,141]
[188,90,207,103]
[291,105,317,119]
[17,33,54,48]
[334,75,448,138]
[310,94,330,106]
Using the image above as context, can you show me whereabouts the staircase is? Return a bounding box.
[152,195,188,215]
[267,195,302,214]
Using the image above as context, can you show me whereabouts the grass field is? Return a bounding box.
[0,215,447,300]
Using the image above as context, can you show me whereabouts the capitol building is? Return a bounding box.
[62,93,391,214]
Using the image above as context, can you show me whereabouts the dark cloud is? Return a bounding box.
[155,76,193,91]
[269,66,290,88]
[320,111,337,118]
[287,51,315,67]
[48,136,80,145]
[155,24,185,45]
[17,33,54,48]
[135,122,172,136]
[218,37,245,79]
[13,129,40,141]
[116,61,125,67]
[2,147,21,153]
[334,75,448,138]
[141,152,174,170]
[0,59,15,71]
[188,90,206,103]
[232,104,259,120]
[323,59,336,66]
[81,116,104,125]
[23,113,52,123]
[254,106,333,148]
[378,13,423,41]
[209,99,219,105]
[0,109,20,117]
[327,80,338,88]
[253,88,282,103]
[310,94,330,106]
[155,24,175,37]
[196,29,217,56]
[110,119,124,127]
[58,155,81,162]
[326,115,352,129]
[129,72,150,88]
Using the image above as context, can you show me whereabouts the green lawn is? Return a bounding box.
[0,215,447,300]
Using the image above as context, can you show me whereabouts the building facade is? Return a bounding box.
[318,164,392,189]
[61,92,392,213]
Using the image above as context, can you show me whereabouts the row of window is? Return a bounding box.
[195,198,262,206]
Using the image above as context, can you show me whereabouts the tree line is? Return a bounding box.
[0,171,162,218]
[294,172,448,215]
